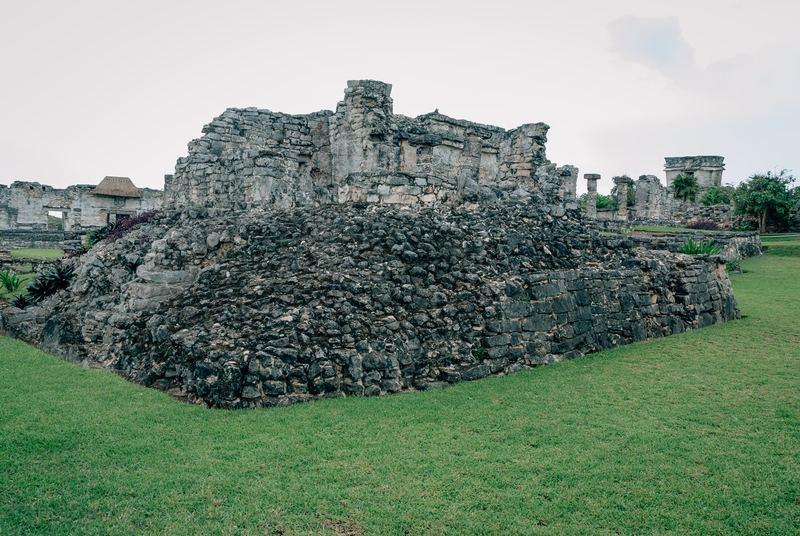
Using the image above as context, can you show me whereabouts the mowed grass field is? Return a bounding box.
[1,241,799,535]
[8,249,64,259]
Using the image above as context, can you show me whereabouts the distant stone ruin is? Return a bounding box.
[664,156,724,194]
[582,156,742,230]
[0,81,747,409]
[0,176,161,232]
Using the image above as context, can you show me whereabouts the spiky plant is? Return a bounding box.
[24,264,74,304]
[679,239,721,255]
[0,270,23,293]
[11,294,31,309]
[47,264,74,291]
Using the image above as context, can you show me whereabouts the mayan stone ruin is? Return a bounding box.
[0,80,746,408]
[0,176,162,231]
[165,80,578,211]
[0,177,163,261]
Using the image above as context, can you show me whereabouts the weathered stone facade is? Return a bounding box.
[166,80,578,211]
[0,80,745,409]
[664,156,724,195]
[0,179,162,231]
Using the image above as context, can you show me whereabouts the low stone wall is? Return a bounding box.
[0,256,61,274]
[586,221,761,259]
[624,231,761,258]
[0,230,82,252]
[0,203,740,409]
[677,205,735,227]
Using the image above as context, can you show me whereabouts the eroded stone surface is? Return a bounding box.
[0,204,739,408]
[0,81,744,409]
[165,80,578,211]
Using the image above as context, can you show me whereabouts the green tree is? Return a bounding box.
[579,193,619,210]
[672,173,699,202]
[733,170,798,233]
[700,185,733,206]
[610,176,636,207]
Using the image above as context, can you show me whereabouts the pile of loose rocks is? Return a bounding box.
[0,202,739,408]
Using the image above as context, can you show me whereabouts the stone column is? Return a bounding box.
[584,173,599,218]
[613,175,631,221]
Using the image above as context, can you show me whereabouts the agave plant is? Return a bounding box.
[85,222,115,249]
[11,294,31,309]
[25,264,75,304]
[47,264,74,291]
[679,239,721,255]
[0,270,23,293]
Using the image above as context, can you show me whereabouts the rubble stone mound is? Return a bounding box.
[0,80,741,408]
[2,202,738,408]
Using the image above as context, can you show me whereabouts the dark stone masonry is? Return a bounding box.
[0,80,743,408]
[2,203,738,408]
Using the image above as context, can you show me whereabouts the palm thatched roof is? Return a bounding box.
[92,176,143,198]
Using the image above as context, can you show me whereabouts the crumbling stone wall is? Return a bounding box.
[165,109,334,210]
[166,80,577,211]
[1,203,738,408]
[0,230,83,252]
[0,83,745,410]
[677,205,738,228]
[0,182,162,231]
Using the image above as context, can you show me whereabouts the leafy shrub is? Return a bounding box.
[25,264,75,304]
[610,176,636,206]
[672,173,699,202]
[11,294,31,309]
[700,186,733,206]
[731,221,754,232]
[679,239,722,255]
[733,170,797,232]
[580,193,619,210]
[687,220,719,231]
[84,209,162,250]
[106,209,162,242]
[0,270,23,293]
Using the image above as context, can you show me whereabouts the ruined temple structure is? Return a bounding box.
[0,176,162,231]
[165,79,579,211]
[664,156,724,194]
[583,156,735,228]
[0,81,747,409]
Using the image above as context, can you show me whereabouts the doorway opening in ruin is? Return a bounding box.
[47,210,64,231]
[108,213,131,225]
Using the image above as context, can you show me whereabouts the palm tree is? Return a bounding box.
[672,173,699,202]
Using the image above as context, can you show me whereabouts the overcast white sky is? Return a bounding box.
[1,0,798,194]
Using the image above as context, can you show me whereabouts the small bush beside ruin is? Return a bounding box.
[679,239,721,255]
[0,270,23,293]
[16,264,75,308]
[85,209,162,250]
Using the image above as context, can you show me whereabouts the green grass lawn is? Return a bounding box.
[9,248,64,259]
[1,246,799,534]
